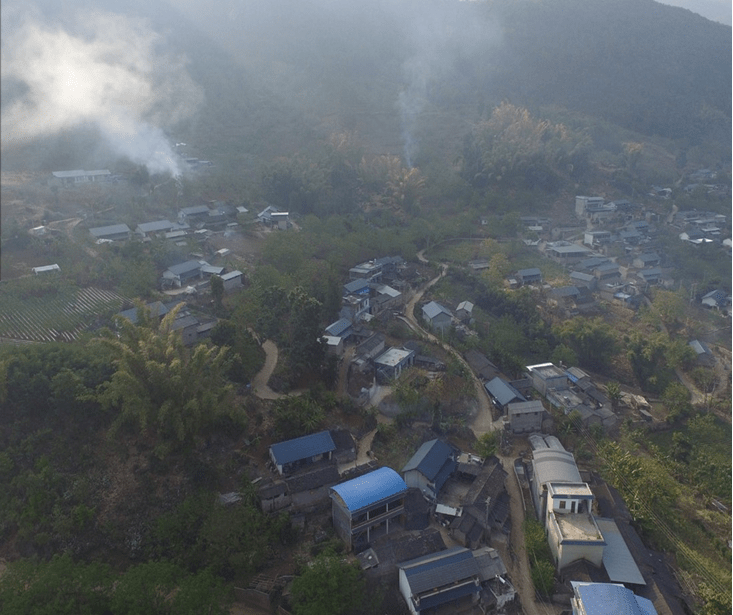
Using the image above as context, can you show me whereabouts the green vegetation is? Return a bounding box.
[290,552,366,615]
[524,518,555,596]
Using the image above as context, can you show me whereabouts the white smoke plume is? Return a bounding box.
[397,3,501,168]
[1,8,203,176]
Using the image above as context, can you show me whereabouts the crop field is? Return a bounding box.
[0,282,125,343]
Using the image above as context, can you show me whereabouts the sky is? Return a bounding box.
[656,0,731,26]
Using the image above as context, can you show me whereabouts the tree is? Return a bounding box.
[475,432,498,458]
[605,381,622,408]
[97,304,238,455]
[555,317,616,371]
[211,275,224,313]
[662,382,692,423]
[290,553,365,615]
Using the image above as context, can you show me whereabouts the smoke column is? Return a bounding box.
[1,8,203,176]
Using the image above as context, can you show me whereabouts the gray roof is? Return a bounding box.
[508,400,544,416]
[136,220,174,233]
[551,286,580,298]
[595,518,646,585]
[484,377,526,407]
[689,339,712,356]
[344,278,370,294]
[89,224,131,237]
[517,267,542,277]
[167,260,205,276]
[532,448,581,487]
[422,301,452,320]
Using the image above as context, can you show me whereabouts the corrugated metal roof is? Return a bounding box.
[594,518,646,586]
[331,467,406,512]
[401,546,479,594]
[575,583,656,615]
[270,430,336,466]
[532,449,581,486]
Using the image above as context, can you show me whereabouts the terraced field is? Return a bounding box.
[0,285,125,343]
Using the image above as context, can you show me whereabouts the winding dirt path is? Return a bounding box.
[251,339,285,400]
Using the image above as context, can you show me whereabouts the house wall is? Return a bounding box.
[430,313,452,333]
[510,411,542,434]
[398,569,419,615]
[403,470,432,496]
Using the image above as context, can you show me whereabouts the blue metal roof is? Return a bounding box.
[402,439,455,481]
[343,278,370,295]
[331,467,406,512]
[576,583,657,615]
[270,430,336,466]
[485,377,526,407]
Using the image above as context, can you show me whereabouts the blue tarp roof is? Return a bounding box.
[402,439,456,482]
[270,430,335,466]
[331,467,406,512]
[485,377,526,407]
[575,583,656,615]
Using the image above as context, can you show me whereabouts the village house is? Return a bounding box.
[507,399,545,434]
[50,169,111,186]
[632,253,661,269]
[571,582,657,615]
[374,347,415,381]
[545,241,594,264]
[331,466,408,551]
[178,205,211,225]
[32,264,61,275]
[135,220,179,238]
[220,270,244,291]
[527,363,568,396]
[455,300,474,322]
[583,230,611,247]
[269,430,336,476]
[515,267,543,286]
[464,350,501,382]
[450,457,509,548]
[162,260,207,288]
[689,339,715,366]
[421,301,453,334]
[484,377,526,414]
[575,196,605,218]
[700,289,730,311]
[398,546,482,615]
[402,439,458,500]
[89,224,132,242]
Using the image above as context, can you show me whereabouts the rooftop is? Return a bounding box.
[374,347,414,367]
[553,512,605,543]
[270,430,336,466]
[331,467,407,512]
[573,582,657,615]
[402,439,457,482]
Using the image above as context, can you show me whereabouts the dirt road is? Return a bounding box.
[251,339,284,400]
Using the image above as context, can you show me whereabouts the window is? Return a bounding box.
[559,500,566,510]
